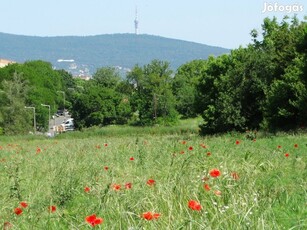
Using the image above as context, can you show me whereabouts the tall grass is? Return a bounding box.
[0,125,306,229]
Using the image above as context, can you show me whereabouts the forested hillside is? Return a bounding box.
[0,33,229,74]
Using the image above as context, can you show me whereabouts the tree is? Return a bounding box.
[172,60,206,118]
[127,60,178,125]
[0,72,31,135]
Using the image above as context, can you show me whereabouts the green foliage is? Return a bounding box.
[127,60,179,125]
[71,67,133,128]
[0,60,67,132]
[172,60,206,118]
[0,72,32,135]
[198,16,307,134]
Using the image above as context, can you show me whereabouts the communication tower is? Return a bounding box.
[134,7,139,35]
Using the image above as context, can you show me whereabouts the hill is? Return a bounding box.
[0,32,229,75]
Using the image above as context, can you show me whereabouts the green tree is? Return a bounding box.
[172,60,206,118]
[0,72,31,135]
[127,60,178,125]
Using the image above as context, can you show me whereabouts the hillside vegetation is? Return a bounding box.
[0,32,229,73]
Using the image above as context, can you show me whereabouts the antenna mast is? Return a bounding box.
[134,7,139,35]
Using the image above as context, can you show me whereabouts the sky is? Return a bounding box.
[0,0,306,49]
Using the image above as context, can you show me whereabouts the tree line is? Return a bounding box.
[0,16,306,135]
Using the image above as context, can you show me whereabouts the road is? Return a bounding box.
[47,115,71,136]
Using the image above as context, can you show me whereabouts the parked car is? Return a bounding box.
[56,109,64,116]
[63,118,74,131]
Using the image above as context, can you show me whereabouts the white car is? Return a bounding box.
[63,118,74,131]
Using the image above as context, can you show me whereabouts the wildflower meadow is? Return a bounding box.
[0,126,307,229]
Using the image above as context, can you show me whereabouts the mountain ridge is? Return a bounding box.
[0,32,230,75]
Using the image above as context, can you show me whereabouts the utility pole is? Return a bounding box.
[57,91,66,120]
[41,104,50,131]
[25,106,36,134]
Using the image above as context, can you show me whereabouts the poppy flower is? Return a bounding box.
[294,144,298,148]
[142,212,161,220]
[277,145,282,149]
[235,140,240,145]
[180,151,185,154]
[112,184,121,191]
[182,141,187,145]
[104,143,108,147]
[209,169,221,178]
[130,157,134,161]
[147,179,155,186]
[206,152,211,156]
[204,184,211,191]
[14,207,23,215]
[104,166,109,171]
[285,153,289,157]
[125,182,132,189]
[188,200,202,211]
[36,147,41,154]
[188,146,193,151]
[49,205,56,213]
[85,214,103,227]
[84,186,91,192]
[20,201,28,208]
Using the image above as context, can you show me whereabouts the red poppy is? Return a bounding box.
[188,146,193,151]
[104,143,108,147]
[285,153,290,157]
[125,182,132,189]
[84,186,90,192]
[142,212,161,220]
[209,169,221,178]
[130,157,134,161]
[204,184,211,191]
[294,144,298,148]
[182,141,187,145]
[36,147,41,154]
[206,152,211,156]
[20,201,28,208]
[147,179,155,186]
[180,151,185,154]
[235,140,240,145]
[104,166,109,171]
[14,207,23,215]
[277,145,282,149]
[231,172,239,180]
[49,205,56,213]
[188,200,202,211]
[112,184,121,191]
[85,214,103,227]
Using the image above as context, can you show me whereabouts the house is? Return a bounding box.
[0,59,16,68]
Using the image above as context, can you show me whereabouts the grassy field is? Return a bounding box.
[0,123,307,229]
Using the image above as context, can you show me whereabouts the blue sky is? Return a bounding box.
[0,0,306,49]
